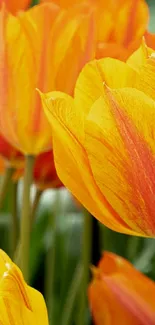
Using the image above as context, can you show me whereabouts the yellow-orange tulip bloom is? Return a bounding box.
[0,249,49,324]
[89,252,155,325]
[42,0,149,60]
[40,41,155,237]
[0,2,95,155]
[0,0,31,15]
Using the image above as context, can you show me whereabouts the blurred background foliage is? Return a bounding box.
[1,0,155,325]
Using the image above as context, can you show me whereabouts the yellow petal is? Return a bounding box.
[0,7,36,154]
[85,87,155,236]
[75,58,136,122]
[133,55,155,102]
[0,251,49,325]
[127,40,154,71]
[74,57,137,144]
[40,90,139,234]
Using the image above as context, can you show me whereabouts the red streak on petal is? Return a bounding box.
[105,86,155,235]
[123,0,138,47]
[104,276,155,325]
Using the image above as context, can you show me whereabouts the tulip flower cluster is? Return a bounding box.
[0,0,155,324]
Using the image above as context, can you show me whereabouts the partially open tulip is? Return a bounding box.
[89,252,155,325]
[0,249,49,324]
[40,41,155,237]
[0,0,31,15]
[0,2,95,155]
[42,0,149,60]
[34,151,62,190]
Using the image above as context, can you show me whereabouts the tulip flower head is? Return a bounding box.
[0,249,49,324]
[0,2,95,155]
[42,0,149,60]
[40,41,155,237]
[89,252,155,325]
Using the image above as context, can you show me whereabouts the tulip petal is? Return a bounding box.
[41,91,139,234]
[0,264,49,324]
[127,40,154,71]
[112,0,149,47]
[74,58,136,137]
[0,0,31,14]
[48,4,96,95]
[0,8,36,154]
[96,42,129,61]
[89,252,155,325]
[145,31,155,49]
[134,55,155,102]
[0,249,11,278]
[85,87,155,236]
[103,276,155,325]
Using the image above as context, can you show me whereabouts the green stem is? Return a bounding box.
[11,181,19,258]
[61,263,82,325]
[0,166,14,209]
[20,155,35,283]
[45,190,60,323]
[77,209,92,325]
[14,184,42,264]
[31,188,43,228]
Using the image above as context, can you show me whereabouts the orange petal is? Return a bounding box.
[47,3,96,95]
[145,30,155,50]
[96,42,129,61]
[111,0,149,47]
[0,0,31,15]
[89,252,155,325]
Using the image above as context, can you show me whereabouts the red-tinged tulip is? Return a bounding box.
[42,0,149,60]
[40,41,155,237]
[89,252,155,325]
[0,0,31,15]
[0,2,95,155]
[0,135,23,168]
[34,151,62,190]
[0,249,49,324]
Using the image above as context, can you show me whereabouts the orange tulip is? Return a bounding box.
[89,252,155,325]
[0,0,31,15]
[42,0,149,60]
[0,156,5,174]
[0,2,95,155]
[40,41,155,237]
[0,249,49,324]
[34,151,62,190]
